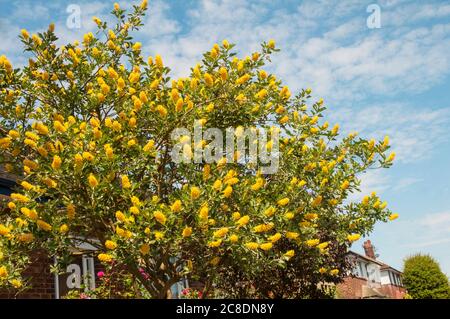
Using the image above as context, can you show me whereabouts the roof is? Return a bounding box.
[347,250,384,266]
[380,263,403,274]
[348,250,403,274]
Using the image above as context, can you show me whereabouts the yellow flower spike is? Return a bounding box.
[105,145,114,159]
[317,242,329,250]
[140,0,148,9]
[143,140,155,152]
[222,185,233,198]
[129,206,140,215]
[235,74,250,85]
[105,240,117,250]
[284,250,295,259]
[306,239,320,247]
[23,138,36,148]
[204,73,214,86]
[245,242,259,250]
[387,152,396,162]
[284,212,294,220]
[53,120,66,133]
[121,175,131,189]
[219,67,227,81]
[98,253,113,263]
[362,196,370,206]
[311,196,322,208]
[330,269,339,276]
[267,39,275,49]
[182,227,192,238]
[268,233,282,243]
[208,239,222,248]
[0,266,8,277]
[264,207,276,217]
[383,135,389,148]
[0,224,11,236]
[51,155,62,170]
[117,77,125,90]
[175,98,184,112]
[36,220,52,231]
[213,227,229,238]
[232,212,241,220]
[82,151,94,162]
[115,210,126,222]
[279,115,289,124]
[153,211,167,225]
[341,180,350,190]
[155,54,163,68]
[138,243,150,256]
[156,105,168,117]
[373,200,381,209]
[199,204,209,220]
[170,200,182,213]
[88,174,99,188]
[236,215,250,227]
[280,86,291,99]
[277,197,289,206]
[190,186,201,200]
[286,232,300,239]
[18,233,34,243]
[347,234,361,242]
[21,29,30,39]
[203,164,211,181]
[20,181,34,191]
[8,129,20,139]
[23,159,38,170]
[132,42,142,51]
[1,137,12,150]
[389,213,399,221]
[260,242,273,251]
[229,234,239,243]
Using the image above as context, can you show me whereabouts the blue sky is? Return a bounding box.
[1,0,450,275]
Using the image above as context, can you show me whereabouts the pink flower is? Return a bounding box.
[80,293,90,299]
[181,288,190,295]
[97,271,105,278]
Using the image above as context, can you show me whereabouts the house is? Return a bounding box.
[337,240,406,299]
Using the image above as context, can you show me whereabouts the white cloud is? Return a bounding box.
[391,177,422,191]
[11,2,50,21]
[328,103,450,163]
[348,170,391,202]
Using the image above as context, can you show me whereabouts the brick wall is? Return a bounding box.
[380,284,406,299]
[337,276,406,299]
[0,250,55,299]
[336,276,367,299]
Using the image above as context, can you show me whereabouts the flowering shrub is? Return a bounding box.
[0,0,397,298]
[180,288,203,299]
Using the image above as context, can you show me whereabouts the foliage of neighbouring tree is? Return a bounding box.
[403,254,450,299]
[0,0,398,298]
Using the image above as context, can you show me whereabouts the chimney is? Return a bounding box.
[363,240,376,259]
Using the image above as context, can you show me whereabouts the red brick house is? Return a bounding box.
[337,240,406,299]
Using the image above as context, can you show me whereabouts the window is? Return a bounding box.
[351,261,368,278]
